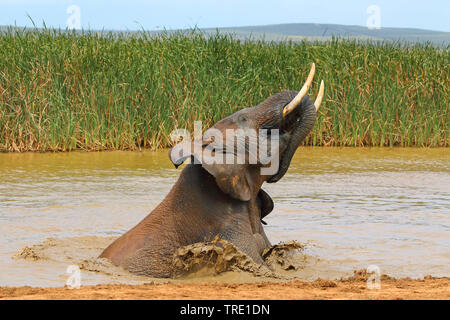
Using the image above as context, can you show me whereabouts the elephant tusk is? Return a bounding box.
[314,80,325,111]
[283,62,315,117]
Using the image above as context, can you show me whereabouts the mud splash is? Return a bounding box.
[14,236,314,284]
[173,237,305,279]
[13,236,153,285]
[14,236,117,265]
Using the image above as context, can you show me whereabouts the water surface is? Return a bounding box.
[0,148,449,287]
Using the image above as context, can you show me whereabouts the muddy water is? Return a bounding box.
[0,148,449,287]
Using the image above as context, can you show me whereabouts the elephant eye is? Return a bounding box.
[238,115,248,122]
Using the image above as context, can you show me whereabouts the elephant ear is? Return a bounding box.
[202,163,252,201]
[257,189,274,220]
[169,142,252,201]
[169,140,202,168]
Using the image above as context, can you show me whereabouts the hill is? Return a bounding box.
[204,23,450,45]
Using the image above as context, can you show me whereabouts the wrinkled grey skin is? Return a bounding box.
[100,91,317,277]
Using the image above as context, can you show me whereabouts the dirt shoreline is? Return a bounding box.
[1,272,449,300]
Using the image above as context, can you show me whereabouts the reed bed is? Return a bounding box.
[0,28,448,151]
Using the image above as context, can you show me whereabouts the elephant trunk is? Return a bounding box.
[267,96,317,183]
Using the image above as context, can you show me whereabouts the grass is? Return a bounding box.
[0,28,448,152]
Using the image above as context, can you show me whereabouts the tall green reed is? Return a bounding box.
[0,29,448,151]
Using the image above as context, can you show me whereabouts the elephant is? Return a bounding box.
[100,63,325,277]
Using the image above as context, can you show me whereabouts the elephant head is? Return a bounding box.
[169,63,324,201]
[100,63,325,277]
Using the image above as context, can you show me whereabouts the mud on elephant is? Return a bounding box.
[100,63,325,277]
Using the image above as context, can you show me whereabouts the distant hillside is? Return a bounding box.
[1,23,449,46]
[205,23,450,45]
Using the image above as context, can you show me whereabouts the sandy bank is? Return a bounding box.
[1,272,448,300]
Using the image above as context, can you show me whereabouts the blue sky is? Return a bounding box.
[1,0,449,32]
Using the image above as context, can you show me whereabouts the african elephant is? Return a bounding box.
[100,63,325,277]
